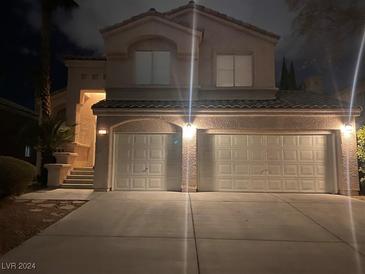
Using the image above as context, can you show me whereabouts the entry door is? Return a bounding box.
[113,134,181,191]
[198,134,335,193]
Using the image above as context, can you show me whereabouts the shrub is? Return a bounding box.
[0,156,36,197]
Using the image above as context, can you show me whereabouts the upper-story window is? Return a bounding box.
[135,51,170,85]
[216,55,253,87]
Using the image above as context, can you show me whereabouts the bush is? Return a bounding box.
[0,156,36,197]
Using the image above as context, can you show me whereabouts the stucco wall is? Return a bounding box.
[93,111,359,194]
[169,10,277,89]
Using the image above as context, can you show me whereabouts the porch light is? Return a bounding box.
[183,123,195,139]
[98,129,108,135]
[342,123,353,135]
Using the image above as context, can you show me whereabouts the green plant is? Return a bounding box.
[0,156,36,197]
[357,125,365,162]
[22,116,75,185]
[357,125,365,193]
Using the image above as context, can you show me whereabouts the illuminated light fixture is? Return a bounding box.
[183,123,195,139]
[342,123,353,135]
[98,129,107,135]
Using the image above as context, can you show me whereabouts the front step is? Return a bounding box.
[61,183,93,189]
[61,167,94,189]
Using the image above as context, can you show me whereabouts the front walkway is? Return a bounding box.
[2,192,365,274]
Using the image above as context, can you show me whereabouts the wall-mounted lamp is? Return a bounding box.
[342,123,353,136]
[98,129,108,135]
[183,123,195,139]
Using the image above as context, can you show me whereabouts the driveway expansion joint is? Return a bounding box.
[271,193,365,258]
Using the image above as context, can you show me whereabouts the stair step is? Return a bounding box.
[71,170,94,176]
[67,174,94,180]
[73,167,94,171]
[61,183,93,189]
[64,178,94,184]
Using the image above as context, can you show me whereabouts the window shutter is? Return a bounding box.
[234,55,253,86]
[135,51,152,84]
[153,51,170,85]
[217,55,234,87]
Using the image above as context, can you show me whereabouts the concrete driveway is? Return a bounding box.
[1,192,365,274]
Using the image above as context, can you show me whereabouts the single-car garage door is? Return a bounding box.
[198,134,336,193]
[113,134,181,191]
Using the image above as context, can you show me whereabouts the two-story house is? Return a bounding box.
[47,2,361,195]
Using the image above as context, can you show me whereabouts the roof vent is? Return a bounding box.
[188,1,195,4]
[149,8,157,12]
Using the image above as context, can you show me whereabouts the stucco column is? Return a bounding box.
[181,126,198,192]
[338,127,360,195]
[93,118,111,191]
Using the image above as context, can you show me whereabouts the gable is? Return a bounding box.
[165,3,280,43]
[101,13,202,57]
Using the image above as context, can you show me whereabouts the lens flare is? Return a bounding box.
[344,26,365,274]
[348,27,365,123]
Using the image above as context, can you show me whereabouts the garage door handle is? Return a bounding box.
[143,168,148,172]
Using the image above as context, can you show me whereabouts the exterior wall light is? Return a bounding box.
[183,123,195,139]
[98,129,108,135]
[342,123,353,136]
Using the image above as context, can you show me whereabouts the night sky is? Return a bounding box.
[1,0,364,110]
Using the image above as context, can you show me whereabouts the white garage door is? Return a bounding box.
[198,134,335,193]
[113,134,181,191]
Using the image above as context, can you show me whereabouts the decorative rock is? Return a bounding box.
[31,200,45,204]
[59,205,75,210]
[72,201,85,204]
[51,212,63,217]
[29,209,43,212]
[42,219,55,223]
[38,203,56,208]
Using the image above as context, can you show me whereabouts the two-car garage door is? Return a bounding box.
[198,134,335,193]
[112,133,336,193]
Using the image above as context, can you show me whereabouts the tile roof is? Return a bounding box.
[93,91,359,111]
[100,1,279,40]
[165,1,280,40]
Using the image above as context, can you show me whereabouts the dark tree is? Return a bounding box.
[288,61,298,90]
[279,57,289,90]
[39,0,79,122]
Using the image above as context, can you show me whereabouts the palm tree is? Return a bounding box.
[39,0,79,121]
[37,0,79,181]
[23,116,75,186]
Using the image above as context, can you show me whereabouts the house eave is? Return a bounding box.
[93,107,362,117]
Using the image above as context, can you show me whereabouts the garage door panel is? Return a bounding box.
[299,136,313,146]
[268,165,282,176]
[232,135,247,146]
[251,178,267,190]
[216,163,232,175]
[251,165,267,176]
[248,149,266,161]
[113,134,181,191]
[199,134,334,193]
[299,151,314,161]
[115,178,130,190]
[299,165,315,176]
[284,179,300,191]
[133,148,148,160]
[300,179,316,192]
[131,177,147,189]
[283,136,298,146]
[233,178,250,190]
[216,149,232,161]
[267,150,282,161]
[233,164,249,175]
[268,179,283,191]
[283,150,297,161]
